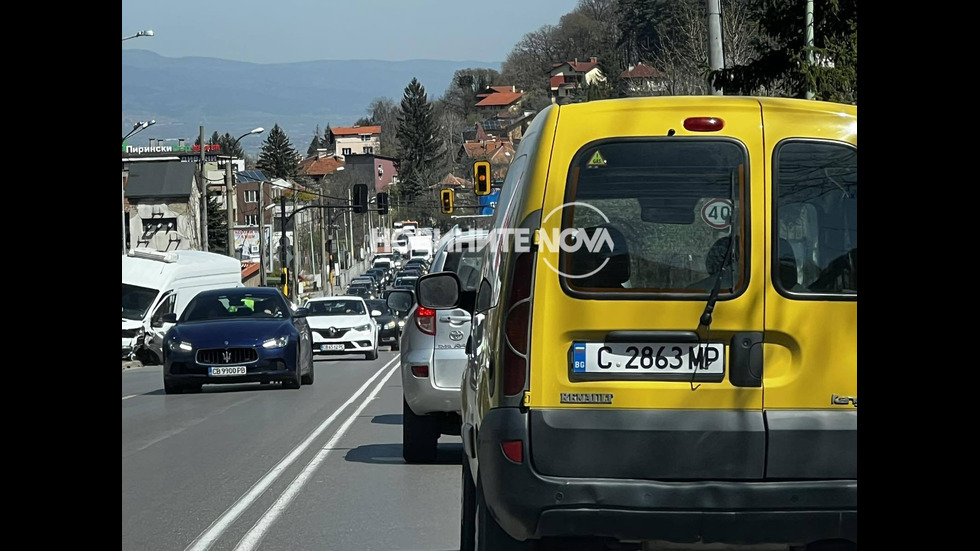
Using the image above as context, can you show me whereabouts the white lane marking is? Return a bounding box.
[234,362,399,551]
[122,395,137,400]
[184,355,400,551]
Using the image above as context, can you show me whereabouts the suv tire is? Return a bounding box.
[402,398,438,463]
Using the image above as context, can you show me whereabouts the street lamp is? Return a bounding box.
[225,127,265,258]
[122,29,154,41]
[122,120,157,255]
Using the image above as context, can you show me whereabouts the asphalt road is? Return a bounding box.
[122,351,463,551]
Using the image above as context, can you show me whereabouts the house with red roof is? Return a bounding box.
[620,62,668,96]
[329,125,382,157]
[550,57,605,101]
[297,150,346,186]
[475,85,525,118]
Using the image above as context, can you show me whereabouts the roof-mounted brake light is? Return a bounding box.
[683,117,725,132]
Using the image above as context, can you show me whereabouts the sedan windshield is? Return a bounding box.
[307,299,366,316]
[183,291,287,321]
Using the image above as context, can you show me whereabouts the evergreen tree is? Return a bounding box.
[217,132,245,158]
[323,123,333,149]
[395,78,444,204]
[256,124,299,179]
[206,192,229,255]
[307,125,322,156]
[710,0,857,103]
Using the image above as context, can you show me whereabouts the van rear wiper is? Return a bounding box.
[693,167,740,389]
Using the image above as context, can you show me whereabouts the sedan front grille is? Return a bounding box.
[314,328,350,339]
[196,347,258,365]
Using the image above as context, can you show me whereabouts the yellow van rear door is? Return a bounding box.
[761,99,857,479]
[528,98,768,479]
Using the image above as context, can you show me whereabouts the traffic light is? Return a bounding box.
[473,161,491,196]
[376,192,389,215]
[441,188,455,214]
[352,184,368,214]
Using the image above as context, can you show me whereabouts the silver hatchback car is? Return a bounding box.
[389,229,487,463]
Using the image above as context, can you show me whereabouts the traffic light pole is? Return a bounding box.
[278,190,386,302]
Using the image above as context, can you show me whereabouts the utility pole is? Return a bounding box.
[280,195,289,298]
[292,190,301,302]
[258,179,267,286]
[198,126,209,251]
[805,0,815,99]
[707,0,724,95]
[225,156,236,258]
[320,181,329,295]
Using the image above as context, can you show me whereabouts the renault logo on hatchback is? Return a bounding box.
[450,330,464,341]
[329,327,337,336]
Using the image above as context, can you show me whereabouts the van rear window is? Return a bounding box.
[558,139,748,295]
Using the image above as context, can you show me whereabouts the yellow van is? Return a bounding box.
[414,96,856,550]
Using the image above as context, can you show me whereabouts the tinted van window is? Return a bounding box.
[559,139,748,295]
[774,141,857,296]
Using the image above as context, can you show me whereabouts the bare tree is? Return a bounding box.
[367,97,400,156]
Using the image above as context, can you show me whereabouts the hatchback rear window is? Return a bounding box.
[559,139,748,296]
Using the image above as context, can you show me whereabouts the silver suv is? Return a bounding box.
[388,229,487,463]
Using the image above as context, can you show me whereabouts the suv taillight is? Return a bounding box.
[415,306,436,335]
[503,252,533,396]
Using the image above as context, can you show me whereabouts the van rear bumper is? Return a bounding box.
[475,408,856,545]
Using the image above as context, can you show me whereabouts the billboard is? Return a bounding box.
[234,225,272,264]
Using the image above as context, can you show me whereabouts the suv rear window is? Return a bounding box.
[559,139,748,295]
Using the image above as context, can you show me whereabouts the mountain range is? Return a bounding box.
[122,50,501,156]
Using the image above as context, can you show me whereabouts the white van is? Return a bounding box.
[122,249,243,363]
[407,235,433,261]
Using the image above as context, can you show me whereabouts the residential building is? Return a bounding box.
[124,161,203,252]
[344,153,399,194]
[298,150,346,188]
[549,57,604,100]
[475,85,525,118]
[329,125,382,157]
[621,62,668,96]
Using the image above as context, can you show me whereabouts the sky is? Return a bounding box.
[122,0,583,64]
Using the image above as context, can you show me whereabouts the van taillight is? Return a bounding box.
[415,307,436,335]
[683,117,725,132]
[503,252,533,396]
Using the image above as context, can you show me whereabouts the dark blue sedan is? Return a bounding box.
[161,287,314,394]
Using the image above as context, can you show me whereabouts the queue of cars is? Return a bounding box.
[131,96,857,550]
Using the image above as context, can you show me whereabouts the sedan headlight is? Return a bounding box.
[262,336,289,348]
[384,321,396,330]
[169,339,193,352]
[354,324,372,332]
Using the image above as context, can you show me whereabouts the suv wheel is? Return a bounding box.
[402,398,438,463]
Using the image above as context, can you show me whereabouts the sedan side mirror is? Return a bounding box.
[293,307,310,317]
[371,310,382,317]
[161,312,178,324]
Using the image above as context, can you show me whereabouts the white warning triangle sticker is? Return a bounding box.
[587,151,607,166]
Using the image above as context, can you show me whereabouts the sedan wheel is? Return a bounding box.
[302,349,315,385]
[283,344,303,389]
